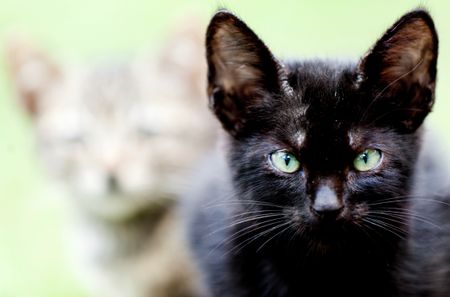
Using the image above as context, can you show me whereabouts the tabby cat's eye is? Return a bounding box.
[353,149,382,172]
[61,132,85,145]
[270,150,301,173]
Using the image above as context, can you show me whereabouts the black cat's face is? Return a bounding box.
[206,11,438,246]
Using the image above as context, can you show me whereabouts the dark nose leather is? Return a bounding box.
[311,185,343,218]
[107,174,119,193]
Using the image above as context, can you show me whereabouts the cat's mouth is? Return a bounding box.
[289,206,348,234]
[303,222,353,251]
[309,208,360,241]
[310,218,345,234]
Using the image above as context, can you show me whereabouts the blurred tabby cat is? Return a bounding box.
[6,20,212,297]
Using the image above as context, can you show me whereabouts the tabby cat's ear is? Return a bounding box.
[206,10,282,137]
[5,35,61,117]
[358,10,438,132]
[157,15,206,100]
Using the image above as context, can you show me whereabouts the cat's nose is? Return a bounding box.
[106,174,120,193]
[311,185,343,218]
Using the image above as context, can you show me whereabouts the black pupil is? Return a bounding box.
[362,152,369,163]
[283,154,291,166]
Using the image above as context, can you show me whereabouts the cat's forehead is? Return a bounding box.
[286,60,355,100]
[46,62,173,118]
[285,60,359,126]
[278,60,374,150]
[77,61,195,112]
[80,62,140,111]
[37,61,207,134]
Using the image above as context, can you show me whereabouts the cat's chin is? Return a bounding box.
[306,237,339,254]
[299,230,347,255]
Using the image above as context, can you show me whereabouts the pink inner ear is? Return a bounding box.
[356,11,438,132]
[210,25,268,94]
[379,18,435,89]
[206,11,282,137]
[6,37,61,117]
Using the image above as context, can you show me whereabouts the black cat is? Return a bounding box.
[187,9,450,297]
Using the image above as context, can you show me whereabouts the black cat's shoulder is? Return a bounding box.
[397,129,450,297]
[182,149,239,297]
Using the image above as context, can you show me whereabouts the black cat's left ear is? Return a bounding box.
[357,10,438,132]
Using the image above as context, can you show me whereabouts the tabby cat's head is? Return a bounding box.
[6,24,213,219]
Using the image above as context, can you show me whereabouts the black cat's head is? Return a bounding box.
[206,10,438,249]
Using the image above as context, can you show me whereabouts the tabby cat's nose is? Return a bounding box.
[107,174,120,193]
[311,185,343,218]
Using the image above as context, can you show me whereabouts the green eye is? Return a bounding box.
[354,149,382,172]
[270,150,301,173]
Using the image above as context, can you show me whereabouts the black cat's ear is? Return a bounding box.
[358,10,438,132]
[206,10,281,137]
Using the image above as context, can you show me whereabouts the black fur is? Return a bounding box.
[187,9,450,297]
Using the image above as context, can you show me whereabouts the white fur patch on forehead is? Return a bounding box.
[294,130,306,146]
[348,131,356,147]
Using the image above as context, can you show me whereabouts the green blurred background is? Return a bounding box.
[0,1,449,296]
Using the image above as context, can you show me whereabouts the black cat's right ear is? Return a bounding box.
[206,10,281,137]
